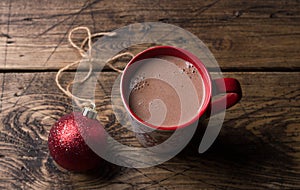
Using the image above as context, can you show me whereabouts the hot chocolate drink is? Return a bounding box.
[128,55,205,127]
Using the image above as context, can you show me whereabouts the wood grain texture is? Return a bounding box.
[0,71,299,189]
[0,0,299,70]
[0,0,299,189]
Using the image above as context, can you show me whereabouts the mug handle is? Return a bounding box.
[210,78,242,115]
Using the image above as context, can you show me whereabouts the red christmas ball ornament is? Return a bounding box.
[48,108,106,172]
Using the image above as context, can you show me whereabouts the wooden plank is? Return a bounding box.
[0,0,299,70]
[0,0,9,67]
[0,71,299,189]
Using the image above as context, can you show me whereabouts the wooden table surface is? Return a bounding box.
[0,0,299,189]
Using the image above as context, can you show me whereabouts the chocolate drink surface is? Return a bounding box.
[129,55,205,127]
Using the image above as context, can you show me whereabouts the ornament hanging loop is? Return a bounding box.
[55,26,135,109]
[68,26,93,58]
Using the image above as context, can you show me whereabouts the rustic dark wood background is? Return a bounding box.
[0,0,299,189]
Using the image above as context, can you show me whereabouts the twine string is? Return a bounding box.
[55,26,134,109]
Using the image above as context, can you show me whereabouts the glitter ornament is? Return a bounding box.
[49,27,133,172]
[48,108,106,172]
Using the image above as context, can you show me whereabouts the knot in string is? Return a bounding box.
[56,26,134,109]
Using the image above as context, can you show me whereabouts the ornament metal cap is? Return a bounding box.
[82,107,97,119]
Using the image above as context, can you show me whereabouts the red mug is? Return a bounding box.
[120,46,242,149]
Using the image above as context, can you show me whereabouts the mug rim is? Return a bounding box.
[120,45,212,131]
